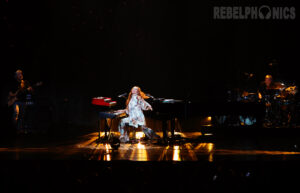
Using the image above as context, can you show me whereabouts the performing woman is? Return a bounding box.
[117,86,160,143]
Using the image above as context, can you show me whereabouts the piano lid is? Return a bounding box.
[153,98,184,103]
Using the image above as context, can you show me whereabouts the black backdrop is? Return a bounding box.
[1,0,299,127]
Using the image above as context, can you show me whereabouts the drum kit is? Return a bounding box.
[239,80,298,127]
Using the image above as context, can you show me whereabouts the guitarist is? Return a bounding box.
[8,70,34,133]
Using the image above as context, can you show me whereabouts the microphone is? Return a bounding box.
[118,93,127,98]
[146,93,154,99]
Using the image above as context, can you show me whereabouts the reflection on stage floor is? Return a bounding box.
[1,131,300,161]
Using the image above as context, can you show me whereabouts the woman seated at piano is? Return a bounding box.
[116,86,160,143]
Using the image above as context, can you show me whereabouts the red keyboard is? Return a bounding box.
[92,97,117,107]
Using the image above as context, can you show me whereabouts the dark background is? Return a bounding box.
[0,0,299,127]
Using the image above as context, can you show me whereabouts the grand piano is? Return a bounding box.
[147,98,187,142]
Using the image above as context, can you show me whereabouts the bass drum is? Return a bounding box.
[239,115,257,126]
[239,92,258,103]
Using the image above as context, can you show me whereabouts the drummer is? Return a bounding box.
[258,75,276,100]
[257,75,279,126]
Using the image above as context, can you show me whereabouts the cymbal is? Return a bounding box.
[273,82,285,89]
[241,91,257,97]
[284,86,298,95]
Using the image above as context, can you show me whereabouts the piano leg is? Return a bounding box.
[170,117,175,140]
[104,118,109,139]
[98,119,101,139]
[161,117,178,143]
[162,120,168,142]
[97,118,111,142]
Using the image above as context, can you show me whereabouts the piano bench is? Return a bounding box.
[124,123,144,140]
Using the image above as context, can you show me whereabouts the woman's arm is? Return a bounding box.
[116,109,128,114]
[138,96,153,111]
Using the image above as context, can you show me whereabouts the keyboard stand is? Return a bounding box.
[96,117,113,144]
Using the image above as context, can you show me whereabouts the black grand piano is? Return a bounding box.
[147,98,187,142]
